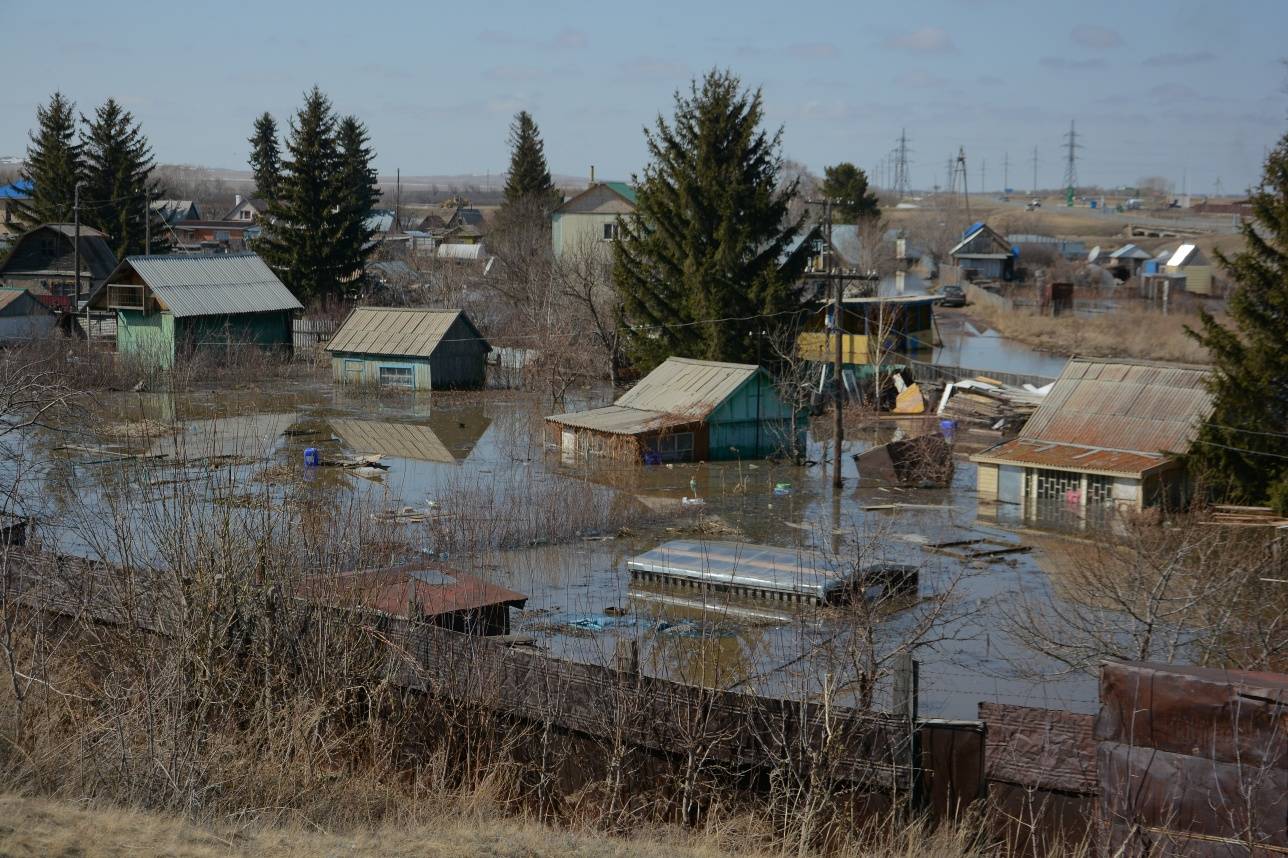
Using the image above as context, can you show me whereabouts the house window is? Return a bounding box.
[377,365,414,389]
[645,431,694,462]
[1034,468,1080,500]
[1086,474,1114,504]
[241,210,251,220]
[602,222,620,241]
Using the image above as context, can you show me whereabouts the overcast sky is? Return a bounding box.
[3,0,1284,193]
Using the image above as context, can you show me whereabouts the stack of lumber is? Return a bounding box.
[936,377,1049,436]
[1208,504,1288,527]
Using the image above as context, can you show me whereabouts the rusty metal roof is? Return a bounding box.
[971,438,1173,476]
[301,565,527,620]
[326,307,488,358]
[1019,358,1212,454]
[971,358,1213,477]
[615,357,760,418]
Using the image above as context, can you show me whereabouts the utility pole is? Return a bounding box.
[828,198,843,489]
[144,191,151,253]
[945,157,954,198]
[1031,146,1039,193]
[1003,152,1010,193]
[980,158,987,196]
[1063,120,1081,207]
[73,181,85,311]
[805,196,849,489]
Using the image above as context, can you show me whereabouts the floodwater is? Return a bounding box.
[17,368,1102,721]
[933,311,1070,379]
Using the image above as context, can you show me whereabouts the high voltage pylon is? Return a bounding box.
[1031,146,1039,193]
[1002,152,1009,192]
[892,128,912,199]
[1062,119,1082,206]
[949,146,970,219]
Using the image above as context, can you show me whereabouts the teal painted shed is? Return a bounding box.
[86,253,302,367]
[547,357,802,462]
[325,307,490,390]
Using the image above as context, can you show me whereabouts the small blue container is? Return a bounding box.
[304,447,320,466]
[939,419,956,442]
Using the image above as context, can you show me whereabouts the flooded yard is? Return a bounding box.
[19,372,1100,720]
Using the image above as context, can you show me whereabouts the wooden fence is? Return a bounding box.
[292,317,340,352]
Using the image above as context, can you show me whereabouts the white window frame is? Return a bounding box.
[377,364,415,389]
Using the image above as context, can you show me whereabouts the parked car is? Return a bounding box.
[938,284,966,307]
[1025,198,1042,211]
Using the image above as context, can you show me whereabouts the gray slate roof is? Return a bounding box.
[91,253,301,318]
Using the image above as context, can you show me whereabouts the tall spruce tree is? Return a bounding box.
[248,112,282,201]
[1186,131,1288,512]
[334,115,380,284]
[13,92,82,229]
[81,98,164,257]
[821,162,880,222]
[501,111,556,208]
[258,87,348,302]
[613,69,809,369]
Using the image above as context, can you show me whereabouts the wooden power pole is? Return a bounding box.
[806,196,848,490]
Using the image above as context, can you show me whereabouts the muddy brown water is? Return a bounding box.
[20,377,1100,720]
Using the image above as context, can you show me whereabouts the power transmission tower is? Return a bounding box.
[1214,176,1223,197]
[1062,119,1081,206]
[1031,146,1039,193]
[950,146,971,220]
[893,128,912,199]
[980,158,987,195]
[945,157,954,198]
[1003,152,1010,193]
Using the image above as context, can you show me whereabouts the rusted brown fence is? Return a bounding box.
[1097,662,1288,857]
[7,549,1288,852]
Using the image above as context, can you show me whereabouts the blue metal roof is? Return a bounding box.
[0,180,32,200]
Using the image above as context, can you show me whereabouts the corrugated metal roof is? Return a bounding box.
[1109,243,1152,260]
[972,438,1171,477]
[102,253,301,318]
[545,404,692,435]
[616,357,759,418]
[326,307,487,358]
[301,565,527,619]
[437,243,485,260]
[1020,358,1212,454]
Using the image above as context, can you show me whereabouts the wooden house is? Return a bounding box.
[0,223,117,310]
[796,294,938,376]
[950,222,1015,281]
[86,252,302,367]
[547,357,800,462]
[971,358,1212,512]
[326,307,490,390]
[0,289,56,343]
[1164,244,1215,295]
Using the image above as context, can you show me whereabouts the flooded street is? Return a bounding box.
[18,360,1100,720]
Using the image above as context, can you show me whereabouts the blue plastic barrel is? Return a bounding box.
[939,419,956,442]
[304,447,320,466]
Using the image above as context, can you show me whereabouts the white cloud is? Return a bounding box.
[1070,26,1121,49]
[787,42,837,60]
[884,27,955,53]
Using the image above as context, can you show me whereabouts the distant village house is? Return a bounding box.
[950,222,1015,282]
[551,180,636,260]
[0,223,117,310]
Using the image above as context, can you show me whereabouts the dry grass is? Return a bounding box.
[0,794,1085,858]
[967,301,1213,364]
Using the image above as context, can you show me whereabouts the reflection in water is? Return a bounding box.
[4,375,1104,719]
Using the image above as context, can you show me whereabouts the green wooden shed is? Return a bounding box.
[86,253,302,367]
[547,357,802,462]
